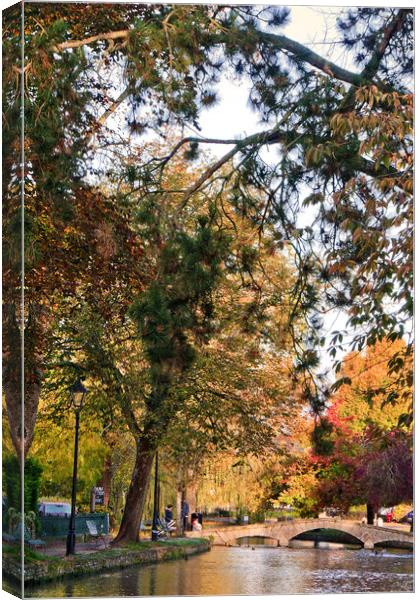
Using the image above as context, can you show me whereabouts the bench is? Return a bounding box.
[7,523,47,551]
[86,519,107,548]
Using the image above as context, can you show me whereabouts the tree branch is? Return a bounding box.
[151,136,241,170]
[339,9,410,112]
[54,29,129,51]
[177,123,407,207]
[53,23,367,90]
[87,87,131,145]
[361,9,410,83]
[251,30,365,86]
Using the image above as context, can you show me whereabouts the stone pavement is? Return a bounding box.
[40,530,155,557]
[41,536,112,557]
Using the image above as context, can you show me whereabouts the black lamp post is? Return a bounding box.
[151,450,159,541]
[66,378,87,556]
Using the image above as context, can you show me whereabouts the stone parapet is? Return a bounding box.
[188,518,413,550]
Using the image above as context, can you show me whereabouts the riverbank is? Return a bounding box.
[3,538,210,588]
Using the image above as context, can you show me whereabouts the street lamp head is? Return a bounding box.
[70,378,87,411]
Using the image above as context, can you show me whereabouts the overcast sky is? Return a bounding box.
[198,5,348,143]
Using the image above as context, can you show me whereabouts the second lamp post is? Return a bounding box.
[151,450,159,541]
[66,378,88,556]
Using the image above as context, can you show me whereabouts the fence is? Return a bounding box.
[39,512,109,538]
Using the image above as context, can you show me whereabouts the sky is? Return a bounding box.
[197,5,346,143]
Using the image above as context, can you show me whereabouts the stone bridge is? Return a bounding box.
[186,518,413,550]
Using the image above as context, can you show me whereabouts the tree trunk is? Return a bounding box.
[90,488,96,513]
[367,503,375,525]
[185,481,197,516]
[184,467,197,517]
[113,488,124,525]
[97,454,112,508]
[3,304,42,460]
[176,481,183,536]
[4,378,40,460]
[112,439,155,545]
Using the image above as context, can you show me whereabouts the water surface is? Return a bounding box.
[25,545,413,597]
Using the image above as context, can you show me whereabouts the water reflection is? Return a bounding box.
[25,545,413,597]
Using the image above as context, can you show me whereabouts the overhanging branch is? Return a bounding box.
[177,126,408,206]
[250,30,365,86]
[54,29,129,51]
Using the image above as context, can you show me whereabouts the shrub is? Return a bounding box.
[3,455,43,529]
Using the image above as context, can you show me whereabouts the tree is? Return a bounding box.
[313,340,413,520]
[35,144,303,542]
[357,433,413,512]
[30,408,108,505]
[3,4,413,535]
[2,3,152,459]
[328,339,413,433]
[3,455,43,516]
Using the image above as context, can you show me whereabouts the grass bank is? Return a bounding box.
[2,538,211,587]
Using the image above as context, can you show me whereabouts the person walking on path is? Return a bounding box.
[164,504,174,524]
[191,513,202,532]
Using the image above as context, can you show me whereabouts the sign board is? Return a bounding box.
[94,486,105,505]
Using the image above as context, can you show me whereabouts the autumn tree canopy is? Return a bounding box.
[2,3,413,540]
[312,340,413,518]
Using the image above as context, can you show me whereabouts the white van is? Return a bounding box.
[38,502,71,517]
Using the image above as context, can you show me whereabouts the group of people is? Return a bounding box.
[164,502,202,532]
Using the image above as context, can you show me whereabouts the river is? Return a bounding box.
[25,542,413,597]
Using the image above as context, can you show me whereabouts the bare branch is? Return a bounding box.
[87,87,131,146]
[361,9,410,83]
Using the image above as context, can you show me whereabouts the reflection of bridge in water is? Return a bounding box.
[186,518,413,550]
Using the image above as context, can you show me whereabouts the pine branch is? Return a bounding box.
[339,9,410,112]
[54,24,359,90]
[361,9,410,84]
[242,30,365,86]
[178,127,407,207]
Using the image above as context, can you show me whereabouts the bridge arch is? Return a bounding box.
[284,520,366,547]
[235,534,279,546]
[290,526,363,547]
[372,539,414,550]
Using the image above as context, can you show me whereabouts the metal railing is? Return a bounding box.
[39,512,109,538]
